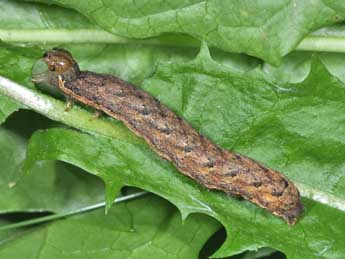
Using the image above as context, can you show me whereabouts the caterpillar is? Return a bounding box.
[32,49,303,225]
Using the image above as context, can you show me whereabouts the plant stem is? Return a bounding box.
[0,76,140,143]
[0,191,149,231]
[0,29,199,47]
[296,36,345,53]
[1,29,345,53]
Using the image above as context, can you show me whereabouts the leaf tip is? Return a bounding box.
[104,180,121,214]
[177,207,191,223]
[196,41,213,62]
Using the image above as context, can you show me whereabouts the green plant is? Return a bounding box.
[0,1,345,258]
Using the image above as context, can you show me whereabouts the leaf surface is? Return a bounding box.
[24,0,343,63]
[21,47,345,258]
[0,194,219,259]
[1,1,345,258]
[0,110,106,213]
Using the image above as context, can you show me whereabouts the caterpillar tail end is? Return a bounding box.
[282,199,303,226]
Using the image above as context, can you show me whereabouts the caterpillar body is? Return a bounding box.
[32,49,303,225]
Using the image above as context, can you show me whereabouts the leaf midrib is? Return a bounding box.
[2,29,345,53]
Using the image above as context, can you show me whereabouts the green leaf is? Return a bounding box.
[0,0,258,82]
[0,45,32,123]
[19,46,345,258]
[0,95,20,125]
[322,0,345,16]
[229,247,283,259]
[23,127,345,259]
[2,1,345,258]
[0,4,226,253]
[262,25,345,84]
[24,0,342,63]
[0,106,217,259]
[0,194,220,259]
[263,52,312,83]
[2,42,345,257]
[0,0,96,29]
[143,45,345,200]
[0,110,106,213]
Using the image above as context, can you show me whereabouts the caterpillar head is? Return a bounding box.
[32,48,80,97]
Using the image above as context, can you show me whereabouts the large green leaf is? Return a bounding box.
[24,0,343,64]
[0,2,226,256]
[19,45,345,258]
[0,110,106,213]
[0,111,219,259]
[1,1,345,258]
[0,194,220,259]
[0,0,259,81]
[23,128,345,259]
[143,45,345,199]
[0,43,135,216]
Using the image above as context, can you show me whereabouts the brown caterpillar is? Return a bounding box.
[32,49,303,225]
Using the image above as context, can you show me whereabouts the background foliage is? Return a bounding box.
[1,0,345,258]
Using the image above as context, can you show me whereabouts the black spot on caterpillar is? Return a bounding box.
[32,49,303,225]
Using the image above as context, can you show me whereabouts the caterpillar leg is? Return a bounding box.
[58,75,74,111]
[92,110,102,119]
[64,96,74,111]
